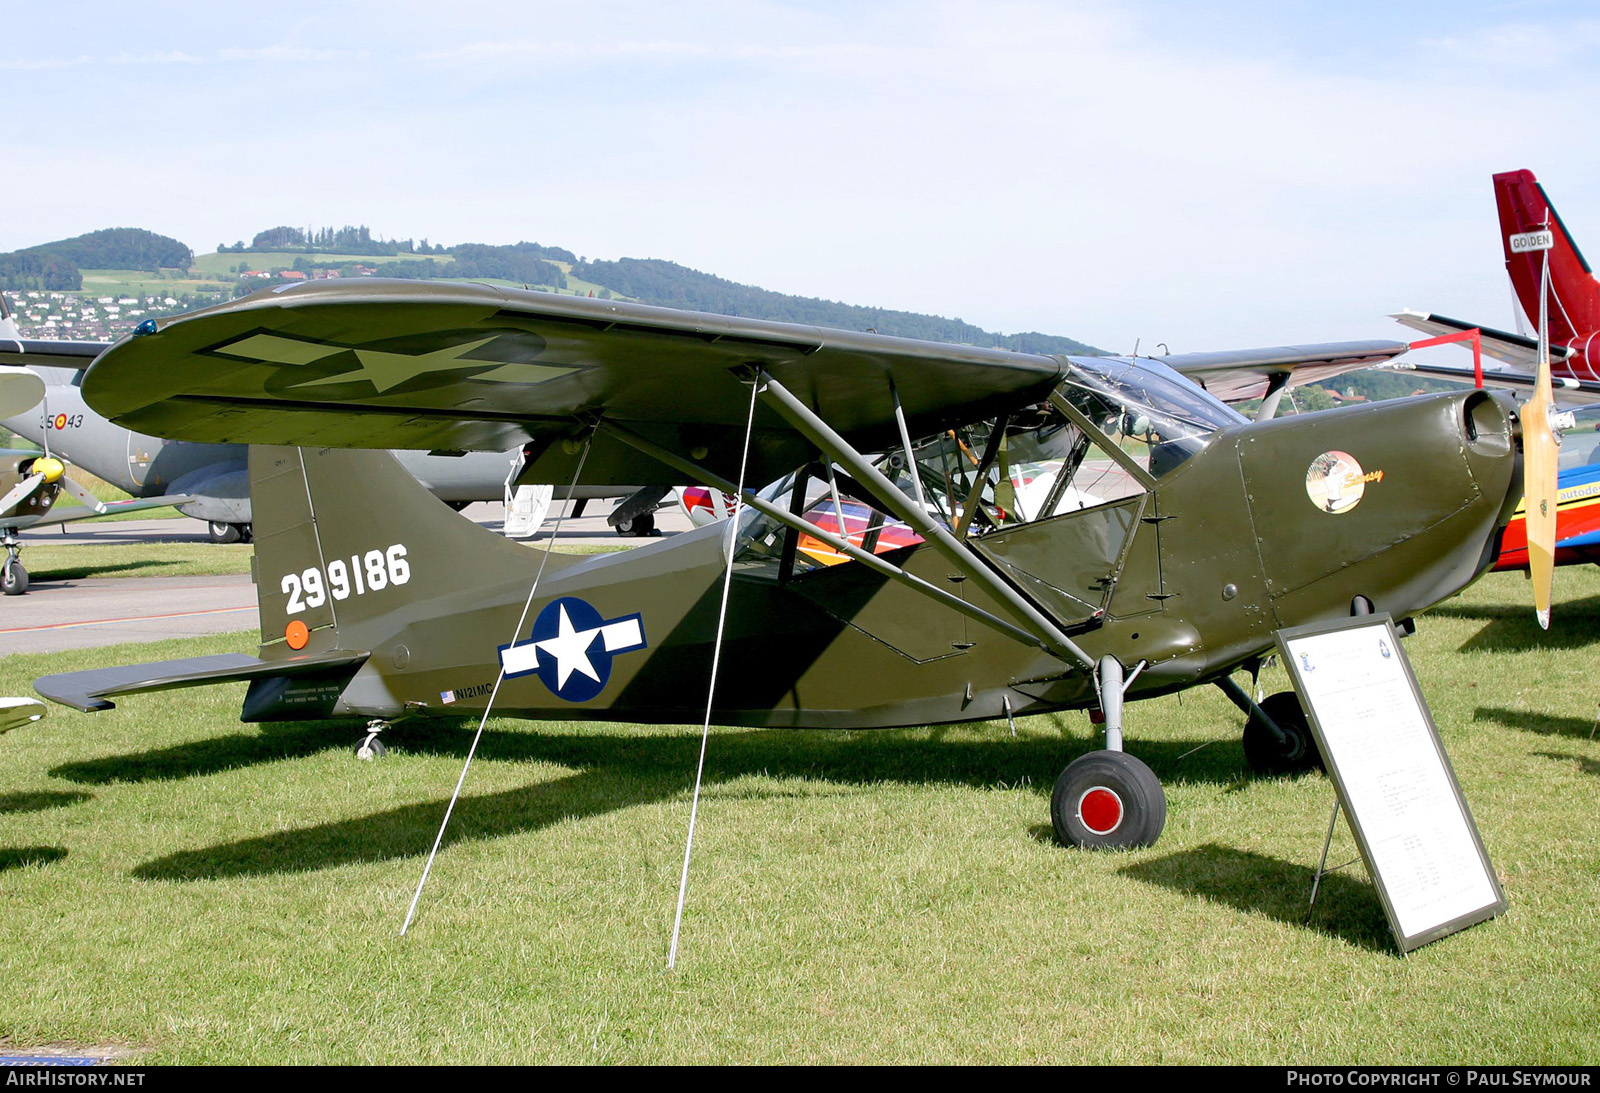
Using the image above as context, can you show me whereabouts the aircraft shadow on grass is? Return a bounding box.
[1119,844,1392,952]
[0,789,91,814]
[1430,594,1600,653]
[0,846,67,872]
[1473,705,1599,740]
[1532,750,1600,777]
[114,717,1261,882]
[31,559,171,582]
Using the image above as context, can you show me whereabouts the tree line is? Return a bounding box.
[571,257,1105,355]
[0,228,192,291]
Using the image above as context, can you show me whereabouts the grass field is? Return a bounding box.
[189,252,449,277]
[0,568,1596,1063]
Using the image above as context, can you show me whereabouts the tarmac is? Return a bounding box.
[1,499,694,655]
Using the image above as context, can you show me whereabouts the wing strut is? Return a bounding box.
[754,373,1096,671]
[597,418,1050,652]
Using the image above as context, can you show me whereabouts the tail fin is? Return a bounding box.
[1493,169,1600,348]
[251,445,552,657]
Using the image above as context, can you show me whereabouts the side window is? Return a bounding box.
[943,408,1149,538]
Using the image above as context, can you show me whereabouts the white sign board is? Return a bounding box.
[1277,615,1505,952]
[1509,229,1555,253]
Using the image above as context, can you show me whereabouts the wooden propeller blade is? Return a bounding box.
[1520,355,1559,630]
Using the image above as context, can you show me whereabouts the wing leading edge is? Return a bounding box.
[80,280,1067,486]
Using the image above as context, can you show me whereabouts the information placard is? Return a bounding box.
[1276,615,1505,952]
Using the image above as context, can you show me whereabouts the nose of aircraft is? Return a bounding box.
[1238,389,1520,627]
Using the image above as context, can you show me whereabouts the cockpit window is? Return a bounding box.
[1057,356,1245,478]
[728,357,1242,573]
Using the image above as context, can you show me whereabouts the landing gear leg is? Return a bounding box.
[1052,655,1166,849]
[355,719,389,761]
[2,534,26,596]
[1217,675,1322,776]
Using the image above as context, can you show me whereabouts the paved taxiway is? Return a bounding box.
[5,499,693,655]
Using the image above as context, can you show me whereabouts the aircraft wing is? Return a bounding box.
[0,337,106,370]
[0,294,108,369]
[78,279,1067,486]
[0,493,194,532]
[1158,341,1412,403]
[1391,310,1575,370]
[1385,359,1600,406]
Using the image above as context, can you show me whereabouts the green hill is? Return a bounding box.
[0,228,192,292]
[574,256,1104,354]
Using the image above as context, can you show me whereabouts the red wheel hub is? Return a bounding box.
[1078,787,1124,835]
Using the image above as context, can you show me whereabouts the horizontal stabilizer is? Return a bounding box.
[36,649,369,713]
[1159,340,1411,403]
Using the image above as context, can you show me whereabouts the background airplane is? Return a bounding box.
[0,366,189,592]
[1395,168,1600,400]
[1393,169,1600,573]
[0,295,652,541]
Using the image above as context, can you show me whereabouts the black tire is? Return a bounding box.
[1243,691,1323,776]
[1050,751,1167,850]
[354,736,387,761]
[208,521,242,544]
[2,558,27,596]
[615,512,656,537]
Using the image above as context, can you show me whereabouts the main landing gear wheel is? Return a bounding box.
[1243,691,1323,776]
[208,522,252,544]
[354,734,387,761]
[2,557,27,596]
[615,512,656,537]
[1051,751,1166,850]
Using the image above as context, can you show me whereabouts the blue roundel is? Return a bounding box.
[500,596,648,703]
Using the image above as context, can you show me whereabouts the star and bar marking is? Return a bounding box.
[498,597,648,703]
[212,332,575,392]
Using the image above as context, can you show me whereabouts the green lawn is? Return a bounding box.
[190,252,451,277]
[0,568,1595,1063]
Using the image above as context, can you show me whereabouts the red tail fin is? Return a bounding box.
[1494,169,1600,350]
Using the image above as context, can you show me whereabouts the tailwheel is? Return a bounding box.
[1051,751,1166,850]
[1243,691,1323,776]
[615,512,656,537]
[2,556,27,596]
[354,734,387,761]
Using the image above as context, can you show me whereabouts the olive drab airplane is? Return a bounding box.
[30,279,1551,850]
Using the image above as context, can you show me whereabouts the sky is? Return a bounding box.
[5,0,1598,356]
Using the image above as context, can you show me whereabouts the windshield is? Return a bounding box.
[1057,356,1245,477]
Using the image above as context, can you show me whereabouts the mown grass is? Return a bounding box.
[0,569,1595,1063]
[23,543,254,582]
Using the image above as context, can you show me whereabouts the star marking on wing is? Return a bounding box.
[209,332,576,392]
